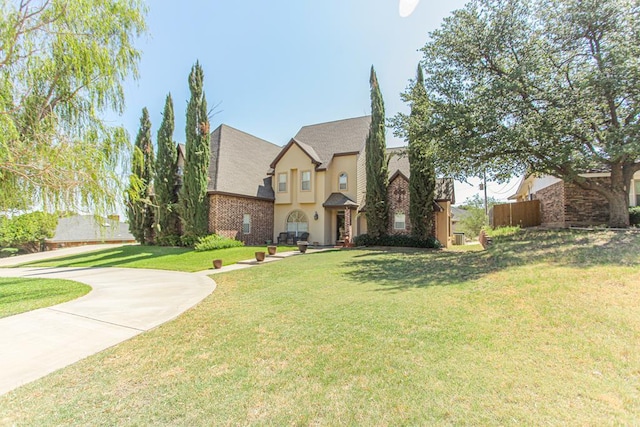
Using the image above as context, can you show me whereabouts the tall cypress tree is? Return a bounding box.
[365,66,389,238]
[126,107,154,244]
[154,93,180,242]
[408,64,436,240]
[180,61,210,238]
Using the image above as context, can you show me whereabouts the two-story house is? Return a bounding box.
[269,116,455,247]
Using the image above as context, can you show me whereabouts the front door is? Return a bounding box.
[336,211,345,243]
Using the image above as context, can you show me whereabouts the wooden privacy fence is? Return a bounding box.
[491,200,541,228]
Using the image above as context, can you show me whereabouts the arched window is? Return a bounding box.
[338,172,348,191]
[286,210,309,236]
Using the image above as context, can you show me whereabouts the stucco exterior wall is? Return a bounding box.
[435,201,451,248]
[327,154,358,202]
[273,144,330,244]
[208,194,274,246]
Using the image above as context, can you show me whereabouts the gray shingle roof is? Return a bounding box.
[208,124,282,200]
[323,192,358,208]
[47,215,134,243]
[292,116,371,169]
[387,147,456,203]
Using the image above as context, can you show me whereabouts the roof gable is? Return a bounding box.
[269,138,323,170]
[387,147,455,203]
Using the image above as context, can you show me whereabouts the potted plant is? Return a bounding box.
[267,245,277,256]
[255,251,266,262]
[297,241,309,254]
[212,259,223,269]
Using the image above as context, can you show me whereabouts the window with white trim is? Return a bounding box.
[339,172,348,191]
[286,210,309,236]
[394,212,406,230]
[243,214,251,234]
[278,173,287,192]
[635,180,640,206]
[301,170,311,191]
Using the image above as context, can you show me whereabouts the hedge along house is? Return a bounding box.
[269,116,455,247]
[204,124,282,245]
[510,170,640,227]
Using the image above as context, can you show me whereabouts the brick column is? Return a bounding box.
[344,208,352,246]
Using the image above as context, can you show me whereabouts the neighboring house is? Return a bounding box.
[386,147,455,245]
[269,116,455,246]
[205,124,282,245]
[45,215,135,250]
[510,171,640,227]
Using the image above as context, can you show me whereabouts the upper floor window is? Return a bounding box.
[278,173,287,192]
[394,212,406,230]
[301,171,311,191]
[339,173,348,191]
[243,214,251,234]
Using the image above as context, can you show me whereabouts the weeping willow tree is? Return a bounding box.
[0,0,147,214]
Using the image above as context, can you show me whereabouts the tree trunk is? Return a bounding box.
[608,190,630,228]
[574,163,631,228]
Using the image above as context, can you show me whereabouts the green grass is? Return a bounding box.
[1,229,639,424]
[0,278,90,318]
[20,244,297,272]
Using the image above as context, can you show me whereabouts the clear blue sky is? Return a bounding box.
[116,0,519,204]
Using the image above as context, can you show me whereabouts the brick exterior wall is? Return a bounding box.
[208,194,274,245]
[387,175,411,235]
[534,177,611,227]
[563,178,610,226]
[535,181,565,227]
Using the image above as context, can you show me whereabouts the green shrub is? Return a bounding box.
[0,212,58,250]
[0,248,19,258]
[179,234,201,248]
[194,234,244,252]
[486,226,521,237]
[630,207,640,226]
[353,233,441,249]
[155,234,183,247]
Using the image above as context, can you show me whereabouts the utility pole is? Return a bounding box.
[483,171,488,217]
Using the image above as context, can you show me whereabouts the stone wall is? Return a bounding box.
[387,175,411,235]
[563,178,610,226]
[534,181,565,227]
[208,194,274,246]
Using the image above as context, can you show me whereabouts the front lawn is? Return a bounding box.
[1,229,639,424]
[20,244,297,272]
[0,278,90,318]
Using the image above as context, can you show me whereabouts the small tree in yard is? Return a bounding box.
[406,0,640,227]
[365,66,389,238]
[180,62,211,239]
[457,194,499,239]
[154,94,181,243]
[0,212,58,252]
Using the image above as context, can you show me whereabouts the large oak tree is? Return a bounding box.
[411,0,640,227]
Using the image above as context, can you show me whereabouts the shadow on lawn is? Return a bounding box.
[21,246,189,269]
[344,229,640,291]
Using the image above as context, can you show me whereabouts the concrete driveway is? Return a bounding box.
[0,266,216,396]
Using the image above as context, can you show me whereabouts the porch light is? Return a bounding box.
[314,211,319,220]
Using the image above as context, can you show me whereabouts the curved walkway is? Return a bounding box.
[0,266,216,396]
